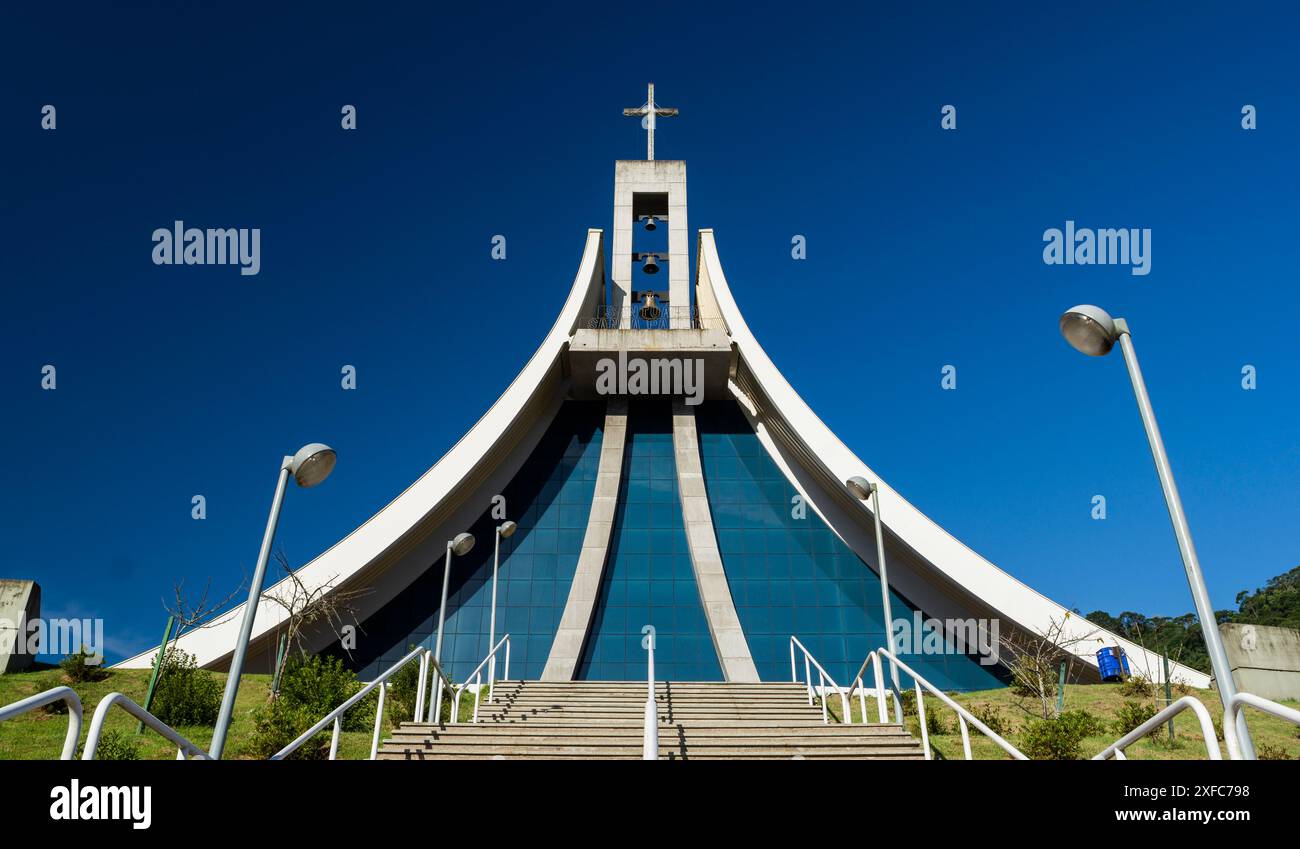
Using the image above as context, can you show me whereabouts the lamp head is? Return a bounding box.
[1060,304,1119,357]
[451,532,475,557]
[845,475,876,500]
[498,520,518,539]
[289,443,336,488]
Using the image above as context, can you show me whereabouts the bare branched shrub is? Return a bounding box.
[998,614,1098,720]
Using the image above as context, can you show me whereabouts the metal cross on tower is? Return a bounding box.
[622,83,678,161]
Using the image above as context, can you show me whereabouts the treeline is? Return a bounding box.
[1083,565,1300,675]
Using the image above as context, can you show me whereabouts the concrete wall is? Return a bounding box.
[1220,623,1300,701]
[0,580,40,674]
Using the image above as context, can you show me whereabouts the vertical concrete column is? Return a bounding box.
[542,399,628,680]
[612,160,689,329]
[672,400,760,682]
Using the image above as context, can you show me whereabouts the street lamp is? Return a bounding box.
[487,520,517,699]
[210,442,336,759]
[846,475,900,690]
[1059,304,1255,759]
[428,531,475,721]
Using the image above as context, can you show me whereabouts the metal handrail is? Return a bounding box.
[584,305,725,331]
[789,636,850,724]
[273,646,452,760]
[1224,692,1300,761]
[449,634,511,725]
[643,627,658,760]
[0,685,84,760]
[847,647,1028,760]
[84,693,210,760]
[1094,695,1221,760]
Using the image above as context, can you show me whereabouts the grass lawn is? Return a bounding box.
[825,681,1300,760]
[0,665,473,760]
[7,667,1298,760]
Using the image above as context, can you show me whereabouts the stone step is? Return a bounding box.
[384,728,915,743]
[382,680,923,760]
[377,744,925,760]
[388,732,917,745]
[393,722,910,736]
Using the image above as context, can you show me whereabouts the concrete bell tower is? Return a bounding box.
[613,84,690,329]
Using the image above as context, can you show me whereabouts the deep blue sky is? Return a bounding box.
[3,3,1296,662]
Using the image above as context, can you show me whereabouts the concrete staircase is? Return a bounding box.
[377,680,925,760]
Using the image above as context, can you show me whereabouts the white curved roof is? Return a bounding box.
[118,220,1210,691]
[115,230,607,669]
[696,228,1210,688]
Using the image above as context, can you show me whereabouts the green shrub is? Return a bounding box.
[247,698,329,760]
[1119,675,1155,699]
[1113,699,1158,736]
[385,650,423,725]
[152,648,222,726]
[277,654,374,732]
[918,704,949,736]
[1257,743,1293,761]
[242,653,377,760]
[60,646,108,683]
[968,703,1010,737]
[1020,710,1105,760]
[92,730,140,761]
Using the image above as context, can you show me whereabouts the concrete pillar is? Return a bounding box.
[612,160,689,328]
[0,580,40,674]
[542,400,628,680]
[671,400,760,682]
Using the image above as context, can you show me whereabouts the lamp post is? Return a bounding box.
[1059,304,1255,759]
[846,476,901,690]
[487,520,517,698]
[209,442,336,759]
[429,531,475,722]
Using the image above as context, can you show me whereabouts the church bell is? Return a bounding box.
[642,253,660,275]
[638,291,662,321]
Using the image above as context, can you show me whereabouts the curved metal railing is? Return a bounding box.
[83,693,210,760]
[789,636,849,724]
[1224,692,1300,761]
[448,634,510,725]
[846,647,1028,760]
[1094,695,1221,760]
[0,685,84,760]
[642,626,658,760]
[273,646,453,760]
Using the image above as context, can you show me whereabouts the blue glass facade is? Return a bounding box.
[576,402,722,681]
[695,402,1005,692]
[327,401,605,680]
[332,398,1004,692]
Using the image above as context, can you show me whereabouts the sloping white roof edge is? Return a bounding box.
[696,228,1211,689]
[115,230,607,669]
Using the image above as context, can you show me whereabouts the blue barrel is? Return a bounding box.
[1096,646,1130,682]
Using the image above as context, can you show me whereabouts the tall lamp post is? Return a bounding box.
[846,476,901,690]
[1059,304,1255,759]
[429,531,475,722]
[487,520,517,695]
[210,442,337,759]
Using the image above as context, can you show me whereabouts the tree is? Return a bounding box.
[998,614,1099,720]
[260,550,371,686]
[163,575,246,652]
